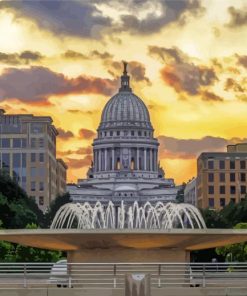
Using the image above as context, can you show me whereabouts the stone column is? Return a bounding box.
[144,148,147,171]
[105,148,107,171]
[112,148,114,171]
[99,149,101,171]
[136,147,140,170]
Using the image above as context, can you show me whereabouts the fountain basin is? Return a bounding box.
[1,228,247,263]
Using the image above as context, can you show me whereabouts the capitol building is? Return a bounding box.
[69,63,178,204]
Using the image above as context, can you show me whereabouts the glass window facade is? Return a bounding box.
[2,138,10,148]
[208,173,214,182]
[39,153,44,162]
[31,153,36,162]
[230,186,236,194]
[230,173,235,182]
[230,160,235,169]
[241,186,246,194]
[241,173,246,182]
[220,198,225,207]
[219,173,225,182]
[240,160,246,169]
[219,160,225,169]
[208,186,214,194]
[208,198,214,207]
[13,138,21,148]
[208,160,214,169]
[220,185,225,194]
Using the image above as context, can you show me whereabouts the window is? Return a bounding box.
[230,173,235,182]
[30,167,36,178]
[219,160,225,169]
[131,131,135,136]
[22,139,27,148]
[208,173,214,182]
[230,160,235,169]
[31,153,36,162]
[220,186,225,194]
[230,186,236,194]
[220,198,225,207]
[230,198,236,204]
[219,173,225,182]
[13,138,21,148]
[31,181,36,191]
[240,160,246,169]
[241,173,246,182]
[2,138,10,148]
[144,131,147,136]
[31,123,44,133]
[208,198,214,207]
[241,186,246,194]
[39,153,44,162]
[39,182,44,191]
[208,160,214,169]
[2,153,10,170]
[110,131,113,136]
[31,138,36,148]
[208,186,214,194]
[39,138,44,148]
[39,196,44,206]
[117,131,120,136]
[22,153,26,168]
[138,131,142,136]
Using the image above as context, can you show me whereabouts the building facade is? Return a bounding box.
[56,159,68,196]
[184,177,197,206]
[0,109,67,211]
[69,63,178,203]
[197,143,247,210]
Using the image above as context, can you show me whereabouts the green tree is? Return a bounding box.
[44,193,71,227]
[216,223,247,262]
[0,171,43,228]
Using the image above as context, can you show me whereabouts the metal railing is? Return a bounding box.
[0,262,247,289]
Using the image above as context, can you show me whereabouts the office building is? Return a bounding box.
[0,109,67,211]
[197,143,247,209]
[184,177,197,206]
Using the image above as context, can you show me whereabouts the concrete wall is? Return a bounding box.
[68,248,189,263]
[0,288,247,296]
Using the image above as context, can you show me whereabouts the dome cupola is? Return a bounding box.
[99,62,152,130]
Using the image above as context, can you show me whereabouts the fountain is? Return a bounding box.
[51,201,206,230]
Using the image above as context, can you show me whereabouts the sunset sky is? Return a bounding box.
[0,0,246,184]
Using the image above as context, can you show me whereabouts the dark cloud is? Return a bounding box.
[68,109,94,115]
[0,1,112,38]
[63,50,113,60]
[200,91,224,102]
[106,60,150,84]
[79,128,96,139]
[0,66,117,102]
[237,55,247,68]
[227,6,247,28]
[158,135,247,160]
[224,78,244,93]
[57,128,74,140]
[149,46,218,97]
[0,50,43,65]
[113,0,205,34]
[0,0,205,38]
[63,50,88,59]
[66,155,92,169]
[57,146,92,156]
